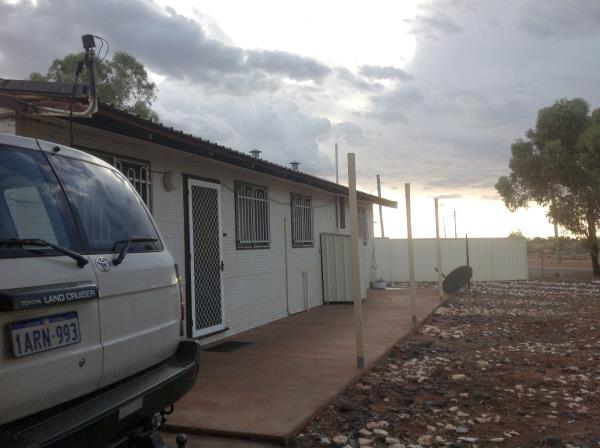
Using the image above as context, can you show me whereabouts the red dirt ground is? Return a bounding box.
[296,281,600,448]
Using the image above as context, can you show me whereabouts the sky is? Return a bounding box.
[2,0,600,238]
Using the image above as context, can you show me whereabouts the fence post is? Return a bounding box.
[405,183,417,327]
[541,254,545,278]
[434,197,443,300]
[348,153,365,368]
[465,233,471,290]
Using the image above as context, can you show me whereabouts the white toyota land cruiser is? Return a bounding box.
[0,133,199,447]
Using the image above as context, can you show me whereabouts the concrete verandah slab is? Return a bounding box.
[165,288,440,444]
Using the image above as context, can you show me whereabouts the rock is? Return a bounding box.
[332,435,348,445]
[420,325,441,336]
[489,438,504,443]
[386,437,401,445]
[458,437,478,443]
[455,426,469,434]
[451,374,468,382]
[359,429,373,437]
[337,399,355,413]
[417,435,433,446]
[456,411,469,417]
[373,429,389,438]
[398,413,410,421]
[358,438,373,446]
[320,437,332,445]
[543,436,562,446]
[367,420,389,430]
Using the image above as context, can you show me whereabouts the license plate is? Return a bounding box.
[10,311,81,358]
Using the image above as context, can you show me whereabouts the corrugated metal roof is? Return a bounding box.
[0,82,396,207]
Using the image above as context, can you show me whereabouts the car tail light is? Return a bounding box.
[174,264,185,335]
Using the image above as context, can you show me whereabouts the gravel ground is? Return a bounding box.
[296,281,600,448]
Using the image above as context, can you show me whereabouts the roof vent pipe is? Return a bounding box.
[250,149,261,159]
[290,161,300,171]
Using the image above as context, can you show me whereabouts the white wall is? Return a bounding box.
[374,237,528,282]
[16,115,376,342]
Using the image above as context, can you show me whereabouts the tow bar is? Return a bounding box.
[109,412,187,448]
[132,431,187,448]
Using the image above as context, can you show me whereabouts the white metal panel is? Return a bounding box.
[374,237,528,282]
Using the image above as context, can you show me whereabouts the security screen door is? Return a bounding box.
[187,179,225,337]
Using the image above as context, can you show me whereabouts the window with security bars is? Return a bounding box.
[235,182,270,249]
[81,149,152,208]
[115,157,151,207]
[358,207,368,241]
[291,193,314,247]
[337,197,346,229]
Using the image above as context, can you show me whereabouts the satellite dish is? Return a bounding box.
[442,265,473,294]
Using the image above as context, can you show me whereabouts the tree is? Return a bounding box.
[30,51,158,122]
[507,229,525,239]
[496,98,600,276]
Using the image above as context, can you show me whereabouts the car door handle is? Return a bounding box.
[220,261,225,272]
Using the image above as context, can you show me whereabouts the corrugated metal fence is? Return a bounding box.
[320,233,352,302]
[320,233,372,302]
[373,238,528,282]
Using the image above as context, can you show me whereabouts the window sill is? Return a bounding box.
[236,245,271,250]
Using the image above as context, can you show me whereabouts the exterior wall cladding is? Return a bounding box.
[15,115,376,344]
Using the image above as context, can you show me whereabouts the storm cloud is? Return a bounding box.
[406,10,463,39]
[0,0,331,92]
[2,0,600,202]
[359,65,413,82]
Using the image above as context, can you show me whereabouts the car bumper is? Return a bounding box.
[0,339,200,448]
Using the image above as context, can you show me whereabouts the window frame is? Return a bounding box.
[337,196,346,229]
[358,206,368,241]
[290,193,314,248]
[234,181,271,250]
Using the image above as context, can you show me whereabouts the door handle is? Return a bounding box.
[220,261,225,271]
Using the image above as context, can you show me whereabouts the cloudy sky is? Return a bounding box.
[2,0,599,238]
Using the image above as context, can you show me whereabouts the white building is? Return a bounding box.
[0,88,396,343]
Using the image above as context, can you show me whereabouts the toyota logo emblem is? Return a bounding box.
[95,257,112,273]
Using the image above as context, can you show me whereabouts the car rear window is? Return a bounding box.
[0,146,83,257]
[50,155,162,254]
